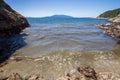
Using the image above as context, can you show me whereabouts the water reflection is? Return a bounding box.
[0,34,27,62]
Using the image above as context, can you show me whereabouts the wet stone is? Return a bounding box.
[77,66,97,80]
[6,73,23,80]
[26,75,39,80]
[0,61,8,68]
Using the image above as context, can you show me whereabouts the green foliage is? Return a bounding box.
[99,8,120,18]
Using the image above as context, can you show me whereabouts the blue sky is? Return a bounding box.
[5,0,120,17]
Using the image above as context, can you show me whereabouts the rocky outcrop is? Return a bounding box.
[99,23,120,39]
[109,14,120,22]
[0,0,29,36]
[99,23,120,44]
[98,10,120,43]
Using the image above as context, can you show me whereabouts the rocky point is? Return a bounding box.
[0,0,29,36]
[99,14,120,43]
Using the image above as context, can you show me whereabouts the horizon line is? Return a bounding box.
[25,14,97,18]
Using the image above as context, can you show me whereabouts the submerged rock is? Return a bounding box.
[77,66,97,80]
[6,73,23,80]
[57,72,120,80]
[1,72,120,80]
[26,75,39,80]
[0,61,8,67]
[0,0,29,36]
[98,72,120,80]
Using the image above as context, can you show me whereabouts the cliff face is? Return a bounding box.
[0,0,29,36]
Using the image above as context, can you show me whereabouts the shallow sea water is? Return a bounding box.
[13,17,119,56]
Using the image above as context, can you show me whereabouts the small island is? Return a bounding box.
[44,15,74,18]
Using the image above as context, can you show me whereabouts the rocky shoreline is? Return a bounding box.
[99,22,120,39]
[98,14,120,43]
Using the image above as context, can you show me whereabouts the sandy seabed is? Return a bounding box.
[0,49,120,80]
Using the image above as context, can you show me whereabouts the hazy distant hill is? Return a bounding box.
[42,15,73,18]
[98,8,120,18]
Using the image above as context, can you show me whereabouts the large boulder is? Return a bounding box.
[0,0,29,36]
